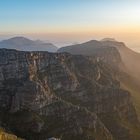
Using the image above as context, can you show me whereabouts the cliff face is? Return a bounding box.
[0,49,139,140]
[58,39,140,121]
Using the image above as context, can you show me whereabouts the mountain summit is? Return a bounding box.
[101,38,117,42]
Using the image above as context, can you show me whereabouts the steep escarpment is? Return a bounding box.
[0,49,113,140]
[38,52,140,140]
[0,49,139,140]
[58,39,140,121]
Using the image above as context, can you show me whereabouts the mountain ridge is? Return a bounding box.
[58,38,140,120]
[0,37,58,52]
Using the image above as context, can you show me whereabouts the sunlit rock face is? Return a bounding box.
[0,48,139,140]
[0,129,24,140]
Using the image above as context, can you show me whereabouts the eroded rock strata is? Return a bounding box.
[0,49,139,140]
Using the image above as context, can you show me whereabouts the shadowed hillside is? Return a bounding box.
[58,39,140,119]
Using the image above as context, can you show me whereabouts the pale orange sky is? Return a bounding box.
[0,0,140,52]
[1,25,140,52]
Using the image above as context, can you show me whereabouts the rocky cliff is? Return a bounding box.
[58,39,140,120]
[0,49,140,140]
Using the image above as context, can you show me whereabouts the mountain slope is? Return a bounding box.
[0,49,140,140]
[100,39,140,80]
[58,39,140,119]
[97,39,140,119]
[58,40,110,55]
[59,38,140,82]
[0,37,57,52]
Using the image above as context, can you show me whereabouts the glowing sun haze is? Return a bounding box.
[0,0,140,51]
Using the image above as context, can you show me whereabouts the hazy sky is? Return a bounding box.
[0,0,140,51]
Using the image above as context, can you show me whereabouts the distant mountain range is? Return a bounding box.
[0,37,57,52]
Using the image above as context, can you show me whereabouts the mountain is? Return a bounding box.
[101,39,140,119]
[0,37,58,52]
[58,38,140,119]
[0,49,140,140]
[58,40,105,55]
[101,39,140,118]
[58,38,140,79]
[100,38,140,78]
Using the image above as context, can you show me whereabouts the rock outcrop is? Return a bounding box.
[0,49,139,140]
[0,129,24,140]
